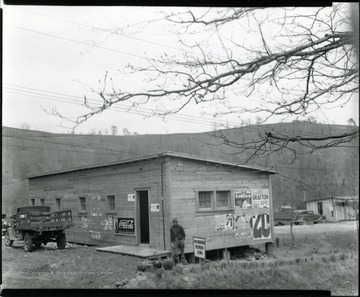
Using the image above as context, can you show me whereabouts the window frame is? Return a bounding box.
[195,189,233,214]
[40,198,45,206]
[215,190,231,209]
[30,198,36,206]
[106,194,117,214]
[78,196,87,213]
[198,191,213,211]
[55,197,62,211]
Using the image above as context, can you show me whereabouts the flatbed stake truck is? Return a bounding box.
[4,206,73,252]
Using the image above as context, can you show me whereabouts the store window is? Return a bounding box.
[55,198,62,210]
[107,195,116,211]
[197,190,232,213]
[216,191,230,208]
[79,197,87,212]
[198,191,213,209]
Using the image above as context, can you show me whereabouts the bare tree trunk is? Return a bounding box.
[290,208,294,248]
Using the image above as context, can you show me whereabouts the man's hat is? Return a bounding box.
[172,217,178,223]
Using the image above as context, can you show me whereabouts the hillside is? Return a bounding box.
[2,123,358,215]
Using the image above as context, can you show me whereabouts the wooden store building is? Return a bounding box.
[27,152,276,258]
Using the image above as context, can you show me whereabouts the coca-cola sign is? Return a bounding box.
[115,217,135,234]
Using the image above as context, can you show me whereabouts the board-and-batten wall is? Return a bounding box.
[28,158,169,248]
[168,158,273,253]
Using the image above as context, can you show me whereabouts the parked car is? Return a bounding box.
[292,210,326,225]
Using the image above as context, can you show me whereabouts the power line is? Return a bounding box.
[4,84,239,127]
[18,8,186,54]
[4,89,224,128]
[5,24,147,60]
[4,83,357,137]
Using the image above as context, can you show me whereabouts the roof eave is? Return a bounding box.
[27,151,277,179]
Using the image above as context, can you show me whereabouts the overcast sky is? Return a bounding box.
[2,5,359,135]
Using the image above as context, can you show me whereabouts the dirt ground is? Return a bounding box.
[272,220,358,258]
[2,221,358,292]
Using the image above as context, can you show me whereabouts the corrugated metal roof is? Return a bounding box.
[27,151,277,179]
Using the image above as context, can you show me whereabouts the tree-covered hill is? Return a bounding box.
[2,123,358,215]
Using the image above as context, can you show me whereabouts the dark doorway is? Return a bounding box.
[138,191,149,244]
[317,202,323,215]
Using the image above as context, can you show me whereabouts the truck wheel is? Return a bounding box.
[5,230,14,246]
[57,233,66,250]
[24,233,34,252]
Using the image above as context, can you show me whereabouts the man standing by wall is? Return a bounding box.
[170,217,187,264]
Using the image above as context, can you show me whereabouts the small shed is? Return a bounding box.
[27,152,276,258]
[306,196,359,222]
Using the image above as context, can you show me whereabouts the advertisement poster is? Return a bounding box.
[250,213,271,240]
[215,213,253,239]
[234,189,252,209]
[234,189,270,209]
[150,204,160,212]
[251,189,270,208]
[114,217,135,234]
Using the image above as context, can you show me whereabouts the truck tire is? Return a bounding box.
[24,233,34,252]
[57,233,66,250]
[5,230,14,246]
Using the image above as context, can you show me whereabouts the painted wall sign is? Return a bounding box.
[250,213,271,240]
[101,216,114,231]
[150,204,160,212]
[215,212,253,238]
[81,216,88,229]
[193,237,206,259]
[115,217,135,234]
[89,230,101,240]
[127,194,135,202]
[234,189,270,209]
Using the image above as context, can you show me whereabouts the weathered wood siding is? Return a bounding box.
[168,157,274,253]
[307,199,357,222]
[306,200,333,221]
[28,155,274,253]
[28,158,168,248]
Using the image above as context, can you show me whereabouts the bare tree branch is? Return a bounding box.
[54,4,359,163]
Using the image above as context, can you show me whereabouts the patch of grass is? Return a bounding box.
[137,256,357,294]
